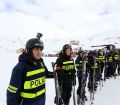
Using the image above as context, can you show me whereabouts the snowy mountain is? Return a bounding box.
[0,29,120,54]
[87,29,120,49]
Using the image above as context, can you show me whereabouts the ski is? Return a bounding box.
[51,62,65,105]
[73,81,76,105]
[77,53,87,105]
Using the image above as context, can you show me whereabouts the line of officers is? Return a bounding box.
[6,37,120,105]
[54,44,120,105]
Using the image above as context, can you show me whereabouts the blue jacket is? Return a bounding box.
[7,53,53,105]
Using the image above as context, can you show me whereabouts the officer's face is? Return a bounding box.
[32,48,42,60]
[100,51,103,55]
[66,48,71,56]
[79,53,82,57]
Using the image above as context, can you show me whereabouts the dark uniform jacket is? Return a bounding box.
[7,53,53,105]
[55,54,76,85]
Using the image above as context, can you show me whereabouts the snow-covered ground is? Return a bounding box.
[1,49,120,105]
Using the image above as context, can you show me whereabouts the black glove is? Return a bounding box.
[47,71,54,78]
[57,70,65,76]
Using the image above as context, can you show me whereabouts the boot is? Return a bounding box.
[77,94,80,104]
[83,95,88,101]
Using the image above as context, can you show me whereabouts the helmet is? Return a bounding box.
[78,50,83,54]
[63,44,72,51]
[77,50,83,57]
[26,33,44,54]
[26,38,44,50]
[62,44,72,55]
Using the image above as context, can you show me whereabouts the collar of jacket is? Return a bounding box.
[19,53,43,66]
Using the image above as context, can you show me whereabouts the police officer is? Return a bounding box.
[105,50,114,78]
[113,50,119,76]
[87,51,98,92]
[118,49,120,75]
[55,44,76,105]
[97,50,105,80]
[7,33,53,105]
[75,50,88,104]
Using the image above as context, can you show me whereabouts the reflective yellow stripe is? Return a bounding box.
[20,89,46,98]
[63,61,74,64]
[99,58,104,60]
[8,85,18,91]
[108,57,112,62]
[114,55,119,60]
[99,56,105,60]
[62,65,74,70]
[92,62,98,69]
[75,64,80,67]
[24,77,45,89]
[75,63,82,67]
[27,68,45,77]
[95,58,98,60]
[79,61,82,63]
[8,87,16,93]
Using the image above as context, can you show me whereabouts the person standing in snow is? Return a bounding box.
[55,44,76,105]
[87,51,98,92]
[7,33,53,105]
[105,50,114,78]
[75,50,88,104]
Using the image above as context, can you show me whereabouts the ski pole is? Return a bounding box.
[51,62,65,105]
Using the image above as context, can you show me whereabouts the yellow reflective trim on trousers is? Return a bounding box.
[7,87,16,93]
[20,89,46,98]
[62,65,74,70]
[63,61,74,64]
[24,77,45,89]
[27,68,45,77]
[8,85,18,91]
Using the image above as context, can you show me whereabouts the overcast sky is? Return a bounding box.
[0,0,120,39]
